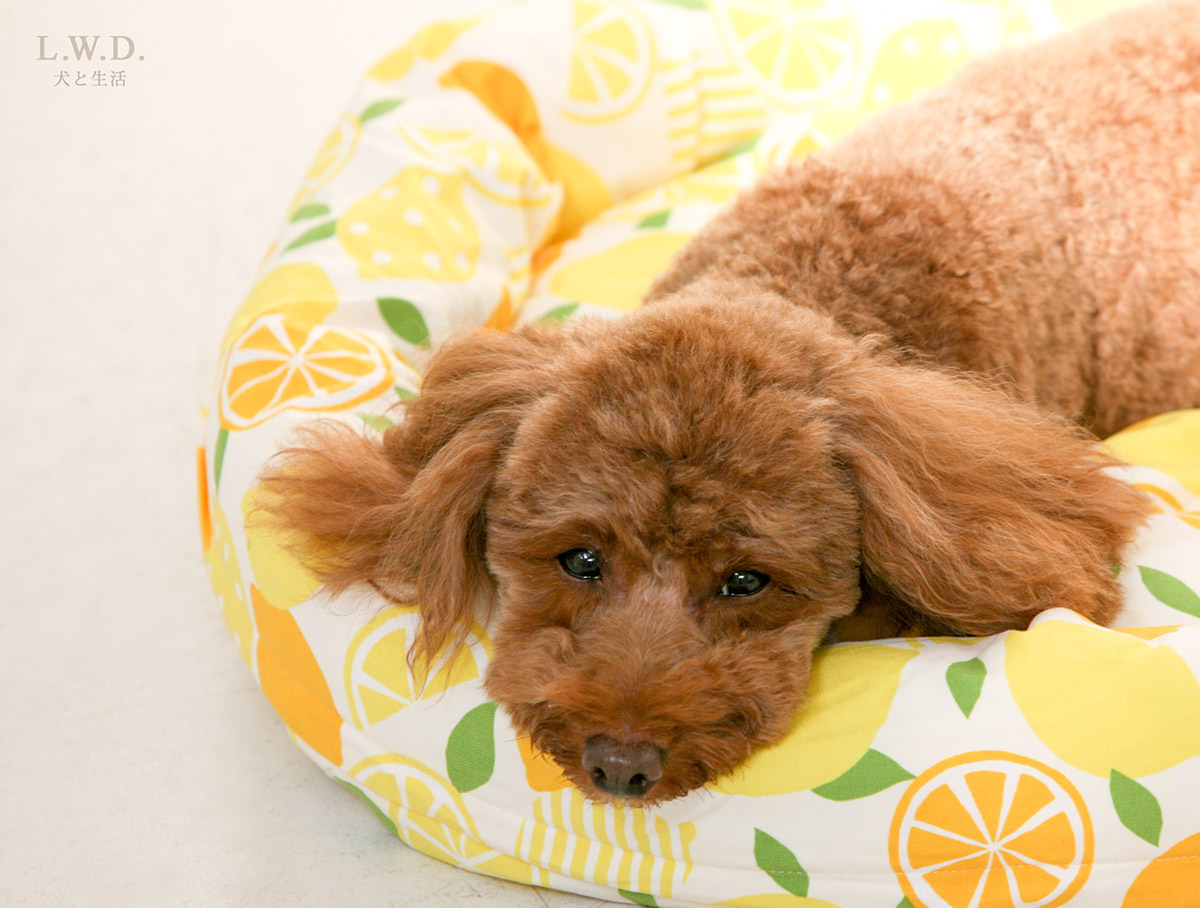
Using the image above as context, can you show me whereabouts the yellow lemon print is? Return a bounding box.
[711,0,859,109]
[367,17,477,81]
[1122,830,1200,908]
[547,232,693,312]
[605,153,760,222]
[252,586,342,765]
[439,61,612,238]
[205,499,253,668]
[219,313,394,430]
[337,167,480,281]
[516,788,696,897]
[1105,410,1200,497]
[349,752,531,882]
[1005,617,1200,777]
[219,262,338,358]
[563,0,656,124]
[890,751,1093,908]
[859,21,971,114]
[1050,0,1136,28]
[398,125,554,209]
[344,606,491,728]
[240,484,321,610]
[709,643,916,795]
[716,895,844,908]
[289,111,360,212]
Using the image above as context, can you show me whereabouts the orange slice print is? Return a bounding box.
[219,313,393,430]
[890,751,1093,908]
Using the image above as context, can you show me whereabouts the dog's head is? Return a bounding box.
[262,283,1141,804]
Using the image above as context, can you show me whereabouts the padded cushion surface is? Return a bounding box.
[199,2,1200,905]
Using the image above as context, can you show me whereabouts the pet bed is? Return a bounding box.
[199,1,1200,905]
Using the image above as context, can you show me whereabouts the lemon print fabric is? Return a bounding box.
[201,2,1200,907]
[890,752,1093,908]
[709,642,917,796]
[1006,615,1200,779]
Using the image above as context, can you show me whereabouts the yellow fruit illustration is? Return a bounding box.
[606,154,760,221]
[367,17,478,81]
[709,643,917,795]
[398,126,553,209]
[241,485,321,610]
[1105,410,1200,497]
[337,167,480,281]
[343,606,492,728]
[252,586,343,765]
[515,788,695,897]
[547,232,693,312]
[716,895,843,908]
[858,21,970,114]
[1050,0,1136,28]
[349,753,530,881]
[289,112,360,211]
[440,61,611,237]
[219,263,339,358]
[1005,617,1200,777]
[205,499,253,668]
[1121,830,1200,908]
[711,0,859,109]
[563,0,656,123]
[890,751,1093,908]
[219,312,393,430]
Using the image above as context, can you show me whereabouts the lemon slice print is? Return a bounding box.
[349,752,531,882]
[219,262,338,358]
[563,0,657,123]
[711,0,859,109]
[344,606,491,728]
[397,125,554,209]
[337,167,481,281]
[889,751,1093,908]
[219,313,393,430]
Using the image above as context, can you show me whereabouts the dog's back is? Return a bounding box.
[651,0,1200,436]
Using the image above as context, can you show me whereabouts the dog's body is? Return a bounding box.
[264,2,1200,805]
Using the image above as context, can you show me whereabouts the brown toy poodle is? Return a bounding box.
[260,1,1200,805]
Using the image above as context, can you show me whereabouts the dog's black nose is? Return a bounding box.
[582,735,663,799]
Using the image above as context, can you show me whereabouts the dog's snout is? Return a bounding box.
[582,735,663,799]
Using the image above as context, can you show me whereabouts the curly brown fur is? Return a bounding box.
[260,3,1200,804]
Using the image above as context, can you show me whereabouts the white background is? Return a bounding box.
[0,1,606,905]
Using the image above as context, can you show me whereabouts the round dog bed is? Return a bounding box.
[199,2,1200,905]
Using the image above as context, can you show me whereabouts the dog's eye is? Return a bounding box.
[558,547,603,581]
[719,570,769,598]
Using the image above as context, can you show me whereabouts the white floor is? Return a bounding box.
[0,2,607,905]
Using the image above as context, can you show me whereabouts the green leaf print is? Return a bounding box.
[283,218,337,252]
[212,428,229,494]
[637,210,670,229]
[445,701,497,793]
[360,98,405,124]
[378,297,431,346]
[538,303,580,324]
[1110,770,1163,845]
[290,202,330,222]
[617,889,659,907]
[753,828,809,897]
[945,658,987,718]
[358,413,393,433]
[1138,565,1200,618]
[812,749,915,801]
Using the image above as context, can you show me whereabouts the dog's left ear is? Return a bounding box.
[831,356,1151,634]
[259,323,570,658]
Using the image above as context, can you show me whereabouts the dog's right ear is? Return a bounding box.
[258,324,570,657]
